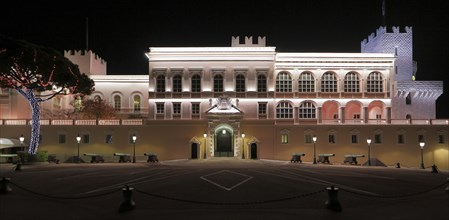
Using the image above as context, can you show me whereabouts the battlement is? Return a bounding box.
[64,50,107,75]
[361,26,412,46]
[64,50,106,64]
[231,36,266,47]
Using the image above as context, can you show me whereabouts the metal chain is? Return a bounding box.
[340,181,448,199]
[135,188,326,205]
[8,180,120,200]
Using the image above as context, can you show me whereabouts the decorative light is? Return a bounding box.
[222,130,226,134]
[203,133,207,138]
[132,134,137,143]
[312,136,317,143]
[419,141,425,149]
[19,134,25,143]
[367,137,372,144]
[241,133,245,138]
[76,134,81,143]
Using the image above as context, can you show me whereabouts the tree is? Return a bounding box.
[0,35,94,154]
[76,97,118,120]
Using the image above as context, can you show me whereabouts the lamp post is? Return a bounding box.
[241,132,245,159]
[19,134,25,151]
[367,137,372,166]
[419,141,425,169]
[132,134,137,163]
[203,132,207,159]
[76,134,81,163]
[312,136,317,164]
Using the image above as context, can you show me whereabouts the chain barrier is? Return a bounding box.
[8,180,120,200]
[340,180,448,199]
[135,188,326,205]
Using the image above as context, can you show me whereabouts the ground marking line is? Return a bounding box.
[200,170,253,191]
[83,169,202,194]
[251,168,381,196]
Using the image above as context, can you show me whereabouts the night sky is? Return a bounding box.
[1,0,448,118]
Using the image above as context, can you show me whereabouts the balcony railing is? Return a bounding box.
[0,118,447,126]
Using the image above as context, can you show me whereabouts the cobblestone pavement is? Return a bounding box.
[1,158,448,220]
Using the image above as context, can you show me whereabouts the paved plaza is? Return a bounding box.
[0,158,448,220]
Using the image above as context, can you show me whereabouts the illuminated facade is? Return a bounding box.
[0,26,447,169]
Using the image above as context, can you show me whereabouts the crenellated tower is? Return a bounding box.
[64,50,107,75]
[361,26,443,119]
[361,26,414,82]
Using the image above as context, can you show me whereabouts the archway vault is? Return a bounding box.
[206,120,242,157]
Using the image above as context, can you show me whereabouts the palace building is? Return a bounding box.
[0,26,447,169]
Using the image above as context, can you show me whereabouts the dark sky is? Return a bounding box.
[1,0,448,118]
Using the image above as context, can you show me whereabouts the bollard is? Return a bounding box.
[325,185,342,212]
[395,162,401,168]
[0,177,12,194]
[15,161,22,171]
[445,178,449,194]
[431,165,438,173]
[118,185,135,212]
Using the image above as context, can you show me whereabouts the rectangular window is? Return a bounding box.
[438,135,445,144]
[328,134,335,144]
[83,134,90,144]
[351,134,358,144]
[106,134,113,144]
[191,103,200,115]
[418,134,424,142]
[375,134,382,144]
[397,134,404,144]
[281,134,288,144]
[305,134,312,144]
[58,134,66,144]
[406,93,412,105]
[258,102,267,115]
[172,103,181,115]
[156,103,164,114]
[353,114,360,119]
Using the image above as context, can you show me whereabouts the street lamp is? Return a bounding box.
[367,137,372,166]
[76,134,81,163]
[241,132,246,159]
[312,136,317,164]
[203,132,207,159]
[132,134,137,163]
[19,134,25,151]
[419,141,425,169]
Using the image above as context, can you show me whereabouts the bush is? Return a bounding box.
[17,151,48,162]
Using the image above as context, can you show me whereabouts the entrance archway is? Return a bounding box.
[214,127,234,157]
[250,143,258,159]
[191,143,198,159]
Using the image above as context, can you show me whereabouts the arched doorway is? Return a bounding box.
[250,143,258,159]
[191,143,198,159]
[215,128,233,157]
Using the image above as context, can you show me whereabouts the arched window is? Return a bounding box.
[214,75,223,92]
[191,74,201,92]
[321,72,337,92]
[133,95,141,112]
[367,72,383,92]
[298,101,316,118]
[276,101,293,119]
[172,75,182,93]
[276,72,292,92]
[257,75,267,92]
[235,74,245,92]
[298,72,315,92]
[156,75,165,92]
[114,95,121,111]
[93,95,102,101]
[344,72,360,92]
